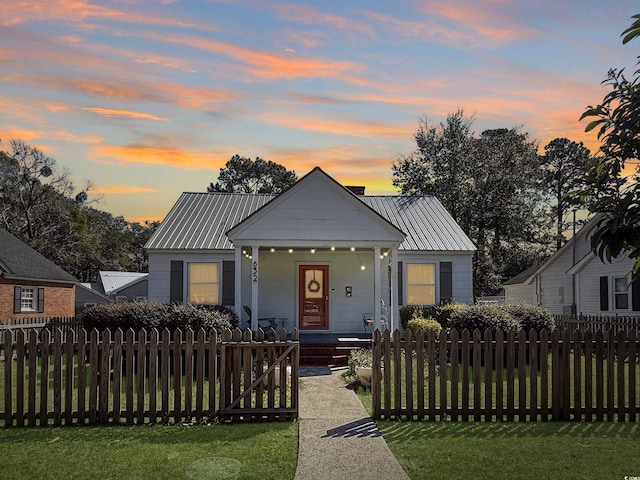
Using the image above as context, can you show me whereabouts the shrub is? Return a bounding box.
[82,301,238,333]
[422,303,469,329]
[399,305,426,330]
[502,303,556,332]
[407,317,443,337]
[449,304,519,332]
[348,348,373,371]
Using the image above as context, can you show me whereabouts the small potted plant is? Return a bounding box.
[348,348,376,387]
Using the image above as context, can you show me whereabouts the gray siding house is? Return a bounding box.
[145,167,475,334]
[504,215,640,316]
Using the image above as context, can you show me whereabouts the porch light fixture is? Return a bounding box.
[288,248,293,253]
[360,265,366,271]
[330,246,335,251]
[350,247,355,252]
[270,247,275,253]
[310,248,316,254]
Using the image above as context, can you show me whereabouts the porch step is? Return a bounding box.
[299,341,371,367]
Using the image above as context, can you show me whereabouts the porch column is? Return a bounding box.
[251,245,259,331]
[390,247,398,331]
[234,246,242,323]
[374,246,382,330]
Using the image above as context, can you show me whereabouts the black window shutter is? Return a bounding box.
[632,277,640,311]
[170,261,184,304]
[599,276,609,311]
[397,261,403,306]
[222,261,235,306]
[13,286,21,313]
[440,262,453,301]
[37,287,45,313]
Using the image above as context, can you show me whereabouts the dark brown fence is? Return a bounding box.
[0,316,80,328]
[555,314,640,334]
[1,327,298,427]
[371,328,639,422]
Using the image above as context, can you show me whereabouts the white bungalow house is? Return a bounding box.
[503,215,640,316]
[145,167,475,334]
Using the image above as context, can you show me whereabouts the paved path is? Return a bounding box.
[294,366,409,480]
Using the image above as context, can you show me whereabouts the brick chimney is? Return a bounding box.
[346,186,365,195]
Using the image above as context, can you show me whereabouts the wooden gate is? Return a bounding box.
[219,329,299,421]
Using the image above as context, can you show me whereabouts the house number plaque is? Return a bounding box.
[252,260,258,282]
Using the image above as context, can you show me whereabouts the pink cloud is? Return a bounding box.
[155,34,368,84]
[80,107,169,122]
[90,185,161,194]
[256,113,412,139]
[88,143,234,170]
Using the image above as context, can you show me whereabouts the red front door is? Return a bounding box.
[299,265,329,330]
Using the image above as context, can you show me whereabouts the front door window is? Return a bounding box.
[299,265,329,330]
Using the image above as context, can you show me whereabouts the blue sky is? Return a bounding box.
[0,1,637,222]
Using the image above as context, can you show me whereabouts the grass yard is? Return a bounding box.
[378,421,640,480]
[0,423,298,480]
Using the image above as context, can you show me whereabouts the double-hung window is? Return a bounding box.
[614,276,629,310]
[406,263,436,305]
[188,263,219,305]
[13,286,45,314]
[21,287,35,312]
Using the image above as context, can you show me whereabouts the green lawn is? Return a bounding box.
[378,421,640,480]
[0,423,298,480]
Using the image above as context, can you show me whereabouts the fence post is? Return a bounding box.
[551,329,562,421]
[3,328,12,426]
[372,329,381,420]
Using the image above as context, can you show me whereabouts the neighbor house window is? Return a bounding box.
[406,263,436,305]
[14,286,44,314]
[614,276,629,310]
[115,296,128,303]
[21,288,35,312]
[188,263,219,305]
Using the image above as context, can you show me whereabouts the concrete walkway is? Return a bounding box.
[294,366,409,480]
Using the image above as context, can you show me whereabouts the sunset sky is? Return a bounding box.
[1,1,638,223]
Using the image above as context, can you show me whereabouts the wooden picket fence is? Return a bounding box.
[1,327,299,427]
[556,314,640,334]
[371,328,639,422]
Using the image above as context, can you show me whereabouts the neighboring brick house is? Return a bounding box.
[0,228,77,320]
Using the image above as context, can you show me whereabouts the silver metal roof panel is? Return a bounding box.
[145,192,475,252]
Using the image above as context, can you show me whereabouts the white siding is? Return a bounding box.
[228,174,404,245]
[504,284,537,305]
[148,251,234,303]
[538,252,574,315]
[150,248,474,333]
[577,255,637,315]
[537,231,597,315]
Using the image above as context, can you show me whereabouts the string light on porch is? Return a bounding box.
[310,248,316,254]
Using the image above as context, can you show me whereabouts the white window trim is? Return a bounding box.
[404,262,437,306]
[613,276,631,311]
[187,262,221,306]
[21,287,36,312]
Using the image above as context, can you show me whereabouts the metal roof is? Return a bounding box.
[98,271,149,295]
[361,196,475,251]
[145,192,475,252]
[145,193,274,250]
